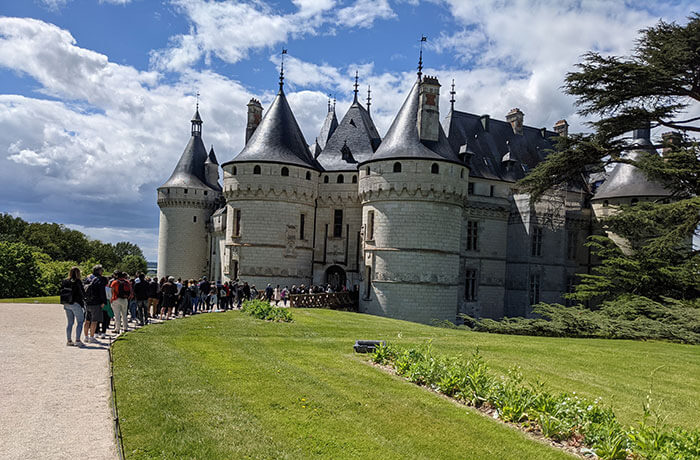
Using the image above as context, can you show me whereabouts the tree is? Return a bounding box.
[518,14,700,302]
[114,241,145,261]
[0,242,42,298]
[0,213,28,242]
[115,254,148,276]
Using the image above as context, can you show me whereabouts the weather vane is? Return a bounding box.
[418,35,427,78]
[279,48,287,89]
[195,90,200,110]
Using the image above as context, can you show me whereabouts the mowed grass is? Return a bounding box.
[0,295,59,303]
[113,309,700,459]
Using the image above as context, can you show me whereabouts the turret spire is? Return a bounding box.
[418,35,427,80]
[279,48,287,91]
[449,79,456,111]
[366,85,372,114]
[191,93,202,137]
[353,70,359,102]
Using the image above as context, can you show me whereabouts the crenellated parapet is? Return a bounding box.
[222,162,318,204]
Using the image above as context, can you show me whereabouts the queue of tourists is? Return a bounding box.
[59,265,260,347]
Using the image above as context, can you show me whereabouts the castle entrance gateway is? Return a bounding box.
[325,265,346,291]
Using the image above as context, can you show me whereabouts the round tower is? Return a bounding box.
[157,108,221,280]
[358,75,469,324]
[220,72,320,289]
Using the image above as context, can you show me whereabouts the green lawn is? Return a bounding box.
[0,295,59,303]
[113,309,700,459]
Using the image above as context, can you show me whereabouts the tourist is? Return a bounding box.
[198,277,211,311]
[274,285,281,305]
[242,282,251,303]
[265,284,273,302]
[83,265,108,342]
[178,279,192,316]
[133,273,149,326]
[160,276,178,318]
[250,285,258,301]
[110,272,131,334]
[281,286,289,307]
[208,288,218,312]
[147,276,160,318]
[188,279,199,313]
[60,266,86,346]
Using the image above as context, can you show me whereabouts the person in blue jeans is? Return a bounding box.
[60,266,86,347]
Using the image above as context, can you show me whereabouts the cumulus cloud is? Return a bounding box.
[336,0,396,28]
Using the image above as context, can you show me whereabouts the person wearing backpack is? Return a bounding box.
[83,265,108,343]
[60,266,86,346]
[110,271,131,334]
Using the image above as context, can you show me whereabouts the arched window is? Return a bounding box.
[253,165,261,175]
[324,175,329,183]
[306,171,311,180]
[460,169,464,179]
[233,166,237,175]
[366,166,370,175]
[337,174,344,184]
[431,163,439,174]
[281,167,289,177]
[393,162,402,173]
[352,175,357,184]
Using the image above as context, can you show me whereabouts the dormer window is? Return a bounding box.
[253,165,261,175]
[431,163,439,174]
[352,175,357,183]
[393,162,402,173]
[337,174,344,184]
[281,167,289,177]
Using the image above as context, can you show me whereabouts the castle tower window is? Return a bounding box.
[531,227,543,257]
[431,163,439,174]
[337,174,344,184]
[367,210,375,241]
[465,269,478,301]
[460,170,464,179]
[324,175,329,183]
[233,166,237,175]
[253,165,261,175]
[631,198,639,206]
[468,183,474,195]
[393,162,402,173]
[466,220,478,251]
[352,175,357,184]
[193,216,197,223]
[529,273,541,305]
[234,209,241,237]
[281,167,289,176]
[567,231,577,260]
[306,171,311,180]
[603,200,609,207]
[184,188,188,194]
[366,166,370,175]
[232,260,239,280]
[364,266,372,300]
[204,191,208,196]
[300,213,305,240]
[489,185,495,197]
[333,209,343,238]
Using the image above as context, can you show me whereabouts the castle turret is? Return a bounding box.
[157,108,221,280]
[358,72,469,324]
[204,145,221,191]
[246,98,263,144]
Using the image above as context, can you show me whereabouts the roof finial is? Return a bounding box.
[328,93,332,113]
[449,79,456,111]
[333,96,336,110]
[353,70,359,102]
[366,85,372,114]
[418,35,427,80]
[279,48,287,91]
[195,90,200,111]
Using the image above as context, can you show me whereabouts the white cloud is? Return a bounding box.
[336,0,396,28]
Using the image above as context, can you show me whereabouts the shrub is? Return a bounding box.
[241,299,293,322]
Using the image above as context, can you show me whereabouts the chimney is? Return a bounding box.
[661,131,682,154]
[506,108,524,135]
[246,98,263,144]
[553,119,569,137]
[480,114,490,131]
[632,122,651,142]
[418,75,441,142]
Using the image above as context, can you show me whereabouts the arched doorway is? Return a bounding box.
[325,265,346,291]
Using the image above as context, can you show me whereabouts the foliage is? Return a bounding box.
[115,254,148,276]
[374,342,700,460]
[241,299,293,322]
[458,295,700,344]
[0,242,42,298]
[32,249,76,296]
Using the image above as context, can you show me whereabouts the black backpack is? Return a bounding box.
[60,279,74,304]
[84,277,102,305]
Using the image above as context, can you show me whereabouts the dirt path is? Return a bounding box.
[0,303,117,460]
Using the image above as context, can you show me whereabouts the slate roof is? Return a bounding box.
[204,146,222,192]
[315,108,338,154]
[317,99,381,171]
[592,135,672,200]
[225,88,321,170]
[367,79,459,164]
[160,111,215,190]
[444,110,557,182]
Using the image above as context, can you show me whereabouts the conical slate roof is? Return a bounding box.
[316,107,338,151]
[368,79,458,164]
[317,99,381,171]
[206,145,219,165]
[226,89,321,170]
[204,145,222,192]
[593,134,672,200]
[160,113,213,190]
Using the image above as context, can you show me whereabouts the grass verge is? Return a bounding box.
[0,295,60,303]
[112,309,700,459]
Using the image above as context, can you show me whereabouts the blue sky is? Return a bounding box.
[0,0,696,261]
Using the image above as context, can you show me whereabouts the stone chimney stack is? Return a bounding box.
[661,131,682,154]
[553,119,569,137]
[506,108,524,135]
[246,98,263,144]
[418,76,441,142]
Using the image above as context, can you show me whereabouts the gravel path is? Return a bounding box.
[0,303,117,460]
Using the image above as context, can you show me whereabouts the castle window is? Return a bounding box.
[193,216,197,223]
[393,162,402,173]
[204,191,208,196]
[468,183,474,195]
[466,220,478,251]
[531,227,543,257]
[489,185,495,197]
[367,210,375,241]
[603,200,609,207]
[184,188,188,194]
[333,209,343,238]
[567,231,577,260]
[232,260,239,280]
[529,273,541,305]
[465,269,478,301]
[233,166,237,175]
[352,175,357,184]
[364,266,372,300]
[337,174,344,184]
[300,213,305,240]
[281,167,289,177]
[431,163,439,174]
[234,209,241,237]
[366,166,370,175]
[460,169,465,179]
[324,175,329,183]
[631,198,639,206]
[253,165,261,175]
[306,171,311,180]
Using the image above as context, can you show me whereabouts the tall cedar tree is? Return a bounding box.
[518,14,700,302]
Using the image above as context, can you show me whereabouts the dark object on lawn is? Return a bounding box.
[354,340,386,353]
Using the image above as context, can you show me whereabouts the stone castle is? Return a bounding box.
[157,63,672,324]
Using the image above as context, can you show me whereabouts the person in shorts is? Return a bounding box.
[83,265,108,343]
